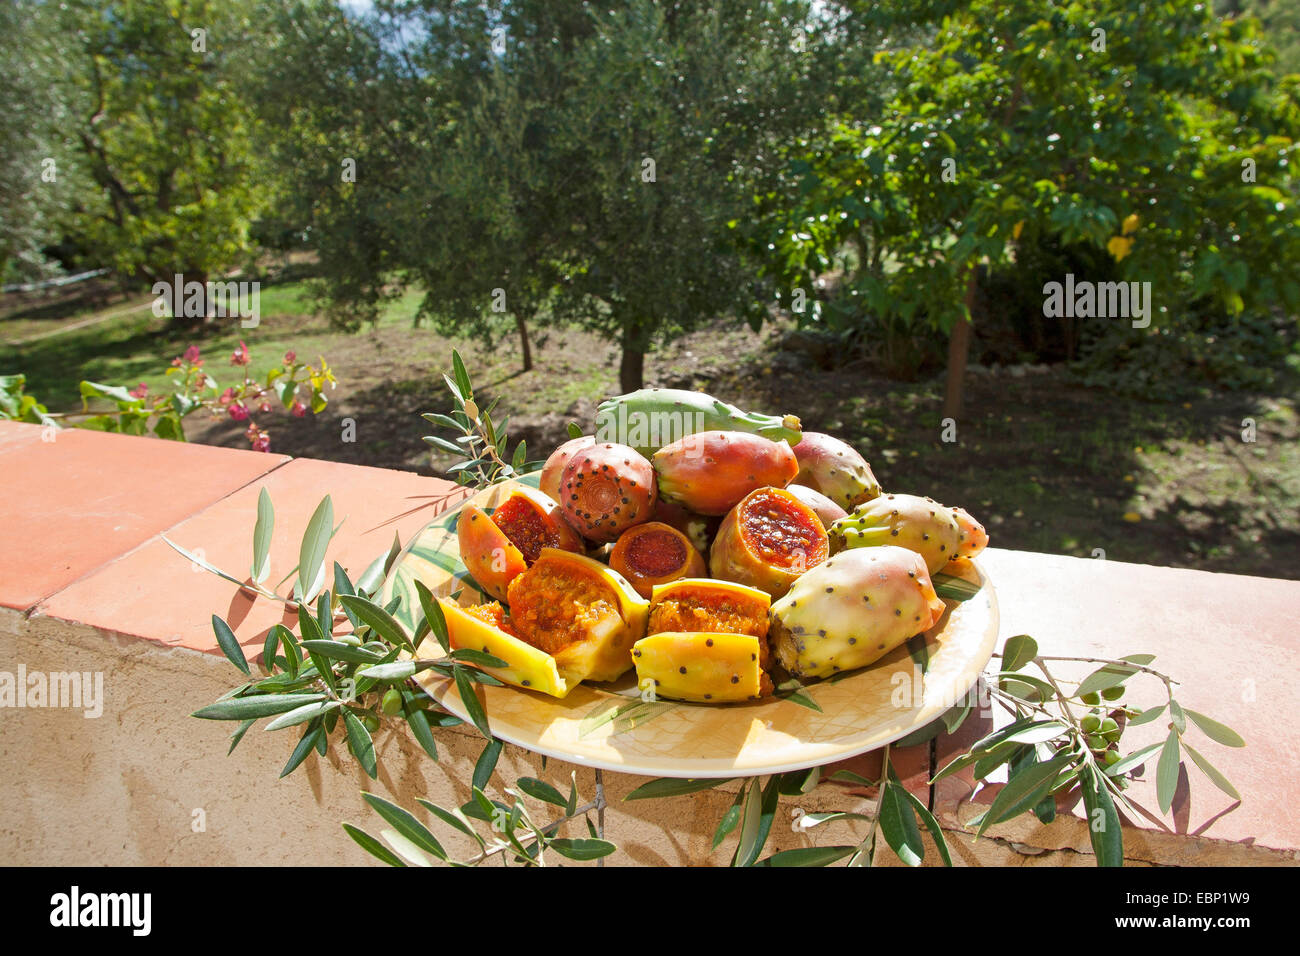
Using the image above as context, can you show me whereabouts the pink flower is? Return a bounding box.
[183,345,201,364]
[218,387,236,405]
[283,351,296,365]
[290,399,307,418]
[230,341,250,366]
[195,373,208,389]
[252,434,271,453]
[259,401,271,413]
[171,357,183,368]
[245,422,260,441]
[228,402,249,422]
[129,383,149,399]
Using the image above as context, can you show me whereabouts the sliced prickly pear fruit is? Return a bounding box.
[709,486,829,599]
[506,549,648,684]
[608,522,707,599]
[827,492,962,574]
[791,432,882,509]
[784,483,848,529]
[650,498,715,554]
[438,597,572,698]
[595,388,801,458]
[951,505,989,559]
[648,577,771,667]
[770,545,946,681]
[559,442,657,542]
[653,430,799,516]
[632,631,767,703]
[540,435,595,503]
[456,487,583,601]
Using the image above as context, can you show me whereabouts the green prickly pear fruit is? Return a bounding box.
[828,493,962,574]
[595,388,801,458]
[769,545,947,681]
[791,432,882,509]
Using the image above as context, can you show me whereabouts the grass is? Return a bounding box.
[2,282,1297,579]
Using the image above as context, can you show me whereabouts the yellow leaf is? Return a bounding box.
[1122,213,1140,236]
[1107,236,1134,262]
[1012,220,1025,240]
[1122,511,1141,523]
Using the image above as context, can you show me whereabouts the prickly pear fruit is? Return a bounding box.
[710,486,828,598]
[632,632,767,703]
[608,522,707,598]
[650,498,716,554]
[951,506,989,559]
[559,442,657,542]
[769,546,946,681]
[784,483,848,529]
[595,388,801,458]
[791,432,881,509]
[828,493,961,574]
[506,549,648,684]
[438,598,573,698]
[653,430,799,516]
[540,435,595,503]
[457,487,584,602]
[648,577,771,668]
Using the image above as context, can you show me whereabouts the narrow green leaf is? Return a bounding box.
[878,781,924,866]
[1081,764,1123,867]
[417,799,484,848]
[1104,742,1164,777]
[1184,709,1245,748]
[1183,743,1240,801]
[227,718,255,756]
[356,661,419,681]
[473,738,503,790]
[449,648,510,669]
[1126,703,1166,727]
[344,709,378,779]
[517,777,568,807]
[363,792,447,860]
[252,487,274,584]
[898,785,953,867]
[1169,698,1187,733]
[299,639,386,665]
[211,615,249,676]
[549,838,616,861]
[931,572,980,602]
[265,699,341,731]
[976,752,1075,837]
[415,580,450,654]
[455,665,492,738]
[192,692,327,720]
[342,823,405,867]
[1001,634,1038,672]
[1156,729,1181,814]
[712,789,745,850]
[339,594,412,651]
[757,846,857,867]
[567,421,584,440]
[625,777,736,801]
[162,535,257,592]
[731,779,763,867]
[297,496,334,604]
[1075,662,1141,698]
[281,723,323,778]
[404,703,439,761]
[732,776,781,868]
[451,350,472,401]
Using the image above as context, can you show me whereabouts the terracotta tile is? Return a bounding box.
[37,457,468,659]
[0,421,287,611]
[929,548,1300,855]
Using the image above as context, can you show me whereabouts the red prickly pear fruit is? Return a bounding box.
[951,505,989,559]
[608,522,707,598]
[540,435,596,503]
[653,430,799,516]
[709,486,829,599]
[559,442,657,542]
[791,432,882,509]
[457,487,584,601]
[784,483,848,529]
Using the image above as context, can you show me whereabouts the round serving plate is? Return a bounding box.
[382,476,999,778]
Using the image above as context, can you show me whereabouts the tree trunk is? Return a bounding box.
[942,269,980,420]
[619,322,647,393]
[516,312,533,372]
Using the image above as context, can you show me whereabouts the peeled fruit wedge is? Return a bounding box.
[439,599,572,698]
[608,521,707,598]
[709,486,829,598]
[647,577,771,666]
[457,486,584,602]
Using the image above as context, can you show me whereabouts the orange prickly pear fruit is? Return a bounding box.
[770,546,946,681]
[632,631,767,703]
[558,442,657,542]
[540,435,595,504]
[653,430,798,516]
[457,486,584,602]
[950,505,990,559]
[827,492,962,574]
[791,432,882,509]
[608,522,707,598]
[709,486,828,599]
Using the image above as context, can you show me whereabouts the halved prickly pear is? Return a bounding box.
[653,430,799,516]
[827,492,962,574]
[457,487,583,601]
[506,549,649,684]
[951,505,989,559]
[791,432,882,509]
[608,522,707,598]
[648,577,771,667]
[709,486,829,598]
[632,631,768,703]
[559,442,657,542]
[784,483,848,528]
[438,597,572,698]
[540,435,595,504]
[770,546,946,681]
